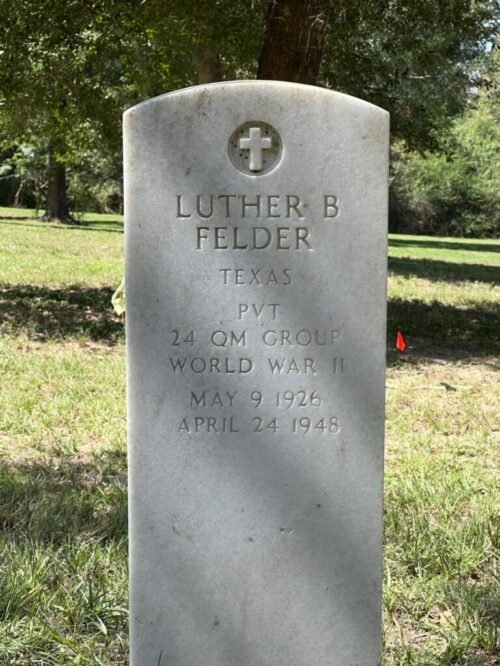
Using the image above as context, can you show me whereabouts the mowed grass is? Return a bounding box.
[0,208,499,664]
[0,213,123,288]
[387,235,499,356]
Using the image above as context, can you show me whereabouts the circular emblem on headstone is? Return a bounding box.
[228,122,283,175]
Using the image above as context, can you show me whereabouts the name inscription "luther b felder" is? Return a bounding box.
[175,193,339,250]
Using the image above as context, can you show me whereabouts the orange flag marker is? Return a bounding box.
[396,331,406,352]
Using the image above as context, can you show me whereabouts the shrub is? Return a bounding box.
[390,103,499,237]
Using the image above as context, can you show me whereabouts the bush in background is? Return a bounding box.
[390,101,499,237]
[0,138,123,215]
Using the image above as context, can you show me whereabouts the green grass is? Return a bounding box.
[384,361,499,664]
[0,208,498,664]
[0,217,123,288]
[0,207,124,231]
[387,235,499,356]
[0,455,128,665]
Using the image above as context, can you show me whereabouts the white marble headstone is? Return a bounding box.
[125,81,389,666]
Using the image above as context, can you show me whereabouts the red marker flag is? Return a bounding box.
[396,331,406,352]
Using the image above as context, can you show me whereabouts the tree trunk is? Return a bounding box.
[44,150,72,222]
[257,0,331,84]
[13,179,24,208]
[198,48,222,84]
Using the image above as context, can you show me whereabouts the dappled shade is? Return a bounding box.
[388,256,499,284]
[0,282,497,357]
[0,285,123,343]
[387,297,499,355]
[0,452,127,545]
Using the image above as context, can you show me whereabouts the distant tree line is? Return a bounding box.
[0,0,498,235]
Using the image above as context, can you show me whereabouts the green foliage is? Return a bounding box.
[0,141,49,210]
[0,1,139,152]
[0,0,266,213]
[1,0,498,220]
[323,0,499,149]
[135,0,266,85]
[0,0,265,158]
[391,101,500,237]
[66,142,123,214]
[0,132,122,213]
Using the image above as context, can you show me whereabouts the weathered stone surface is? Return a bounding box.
[124,81,389,666]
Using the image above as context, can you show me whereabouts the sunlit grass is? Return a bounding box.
[0,217,123,287]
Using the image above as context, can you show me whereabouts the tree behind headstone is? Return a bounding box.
[258,0,331,84]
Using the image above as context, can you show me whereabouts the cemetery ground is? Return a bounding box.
[0,208,498,665]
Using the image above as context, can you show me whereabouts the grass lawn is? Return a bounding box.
[0,209,498,664]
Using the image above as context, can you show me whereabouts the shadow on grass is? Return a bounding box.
[387,297,499,355]
[389,238,499,254]
[388,256,499,284]
[0,218,124,233]
[77,218,124,233]
[0,451,127,545]
[0,284,124,343]
[1,284,498,356]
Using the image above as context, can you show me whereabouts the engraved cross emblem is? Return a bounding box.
[239,127,272,172]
